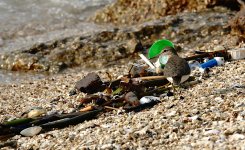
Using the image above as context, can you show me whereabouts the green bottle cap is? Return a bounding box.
[148,39,174,59]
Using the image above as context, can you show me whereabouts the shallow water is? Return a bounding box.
[0,0,114,51]
[0,0,114,83]
[0,0,113,29]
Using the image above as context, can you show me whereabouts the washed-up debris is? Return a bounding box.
[1,39,241,141]
[140,96,160,104]
[0,141,17,149]
[228,48,245,60]
[79,105,94,112]
[3,118,33,126]
[0,110,102,139]
[188,57,225,72]
[75,72,104,94]
[185,49,230,61]
[40,109,102,129]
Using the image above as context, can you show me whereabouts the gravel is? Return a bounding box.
[0,57,244,149]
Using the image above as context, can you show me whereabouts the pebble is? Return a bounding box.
[229,134,245,141]
[125,92,140,106]
[27,108,46,118]
[20,126,42,137]
[166,111,177,117]
[204,129,220,135]
[214,97,224,103]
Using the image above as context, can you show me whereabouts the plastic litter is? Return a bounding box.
[228,48,245,60]
[140,96,160,104]
[200,57,224,69]
[148,39,174,59]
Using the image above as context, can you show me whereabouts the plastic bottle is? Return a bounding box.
[200,57,224,69]
[188,57,225,73]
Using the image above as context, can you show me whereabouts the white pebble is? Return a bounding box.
[204,129,220,135]
[20,126,42,137]
[229,134,245,141]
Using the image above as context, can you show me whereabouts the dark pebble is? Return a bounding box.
[167,91,174,97]
[69,89,77,96]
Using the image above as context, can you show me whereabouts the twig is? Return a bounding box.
[104,106,120,111]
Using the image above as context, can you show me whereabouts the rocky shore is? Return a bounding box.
[0,0,244,73]
[0,0,245,149]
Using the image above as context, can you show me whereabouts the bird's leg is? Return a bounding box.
[172,83,178,99]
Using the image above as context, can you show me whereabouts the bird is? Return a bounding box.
[161,46,191,90]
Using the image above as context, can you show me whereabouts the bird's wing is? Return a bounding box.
[163,55,191,77]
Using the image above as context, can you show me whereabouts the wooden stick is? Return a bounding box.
[132,76,166,81]
[104,106,120,111]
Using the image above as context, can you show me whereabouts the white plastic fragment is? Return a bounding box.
[139,96,160,104]
[228,48,245,60]
[139,54,155,69]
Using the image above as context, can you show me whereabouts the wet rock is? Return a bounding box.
[0,9,236,73]
[90,0,240,25]
[75,72,104,94]
[229,0,245,37]
[126,38,144,53]
[20,126,42,137]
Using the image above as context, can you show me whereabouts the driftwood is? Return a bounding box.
[185,50,230,61]
[0,140,17,149]
[0,110,102,138]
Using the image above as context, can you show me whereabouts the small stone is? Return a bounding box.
[229,134,245,141]
[204,129,220,135]
[166,111,177,117]
[20,126,42,137]
[167,91,174,97]
[75,72,103,94]
[179,96,185,100]
[214,45,225,51]
[214,97,224,103]
[189,115,200,121]
[69,89,77,96]
[28,108,46,118]
[125,92,140,106]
